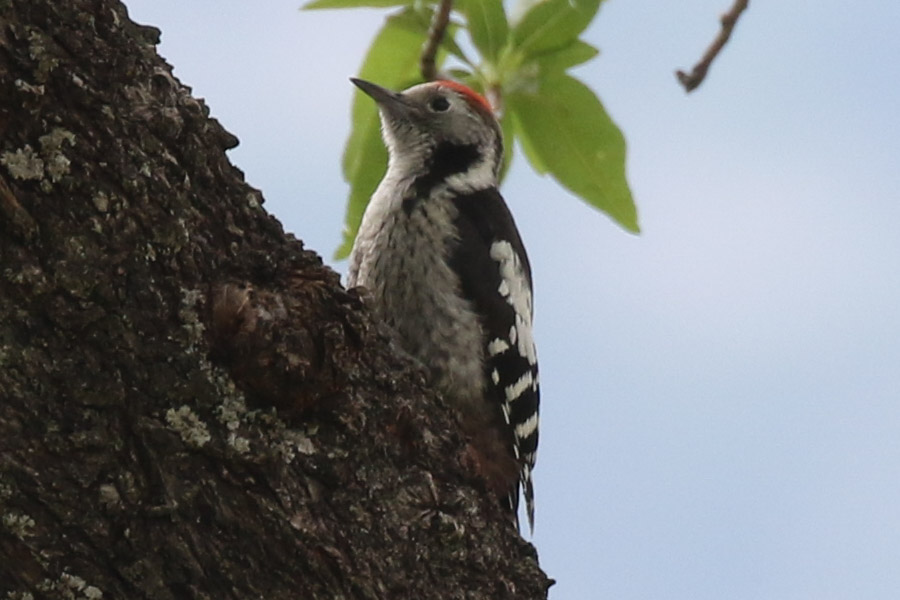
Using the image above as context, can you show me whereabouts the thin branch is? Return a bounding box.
[676,0,749,93]
[485,84,503,117]
[420,0,453,81]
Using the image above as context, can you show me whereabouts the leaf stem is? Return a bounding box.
[486,83,503,116]
[420,0,453,81]
[676,0,749,93]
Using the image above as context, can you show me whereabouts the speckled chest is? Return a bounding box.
[352,191,487,406]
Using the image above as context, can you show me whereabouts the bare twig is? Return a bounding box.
[485,84,503,117]
[676,0,749,93]
[420,0,453,81]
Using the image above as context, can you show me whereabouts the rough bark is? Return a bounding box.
[0,1,551,598]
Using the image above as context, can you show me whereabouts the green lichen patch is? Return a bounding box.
[165,405,211,448]
[91,191,110,213]
[27,29,60,80]
[39,128,76,182]
[2,512,35,539]
[1,146,44,180]
[215,395,247,432]
[38,127,75,152]
[227,433,251,454]
[178,288,206,347]
[14,78,45,96]
[37,573,103,600]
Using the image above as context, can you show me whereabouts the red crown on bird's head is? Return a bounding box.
[435,80,494,115]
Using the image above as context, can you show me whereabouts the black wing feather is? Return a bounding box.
[448,187,539,529]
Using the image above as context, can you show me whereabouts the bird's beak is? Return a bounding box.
[350,78,413,120]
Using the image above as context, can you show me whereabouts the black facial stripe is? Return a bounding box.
[412,142,481,198]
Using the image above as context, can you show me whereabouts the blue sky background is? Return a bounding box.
[124,1,900,598]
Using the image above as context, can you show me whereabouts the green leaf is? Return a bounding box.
[513,109,548,175]
[458,0,509,61]
[302,0,409,10]
[446,67,475,81]
[386,5,438,33]
[512,0,603,56]
[533,39,599,72]
[337,120,387,259]
[337,10,429,259]
[508,73,638,232]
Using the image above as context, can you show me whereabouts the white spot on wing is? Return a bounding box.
[515,413,539,440]
[505,371,534,402]
[491,241,537,366]
[487,338,510,356]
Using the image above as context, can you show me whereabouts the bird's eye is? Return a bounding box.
[429,96,450,112]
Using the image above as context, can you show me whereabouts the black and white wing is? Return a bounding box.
[449,187,540,531]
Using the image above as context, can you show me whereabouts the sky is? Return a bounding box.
[123,1,900,598]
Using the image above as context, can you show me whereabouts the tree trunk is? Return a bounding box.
[0,1,551,597]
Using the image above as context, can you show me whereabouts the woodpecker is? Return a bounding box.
[347,78,539,531]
